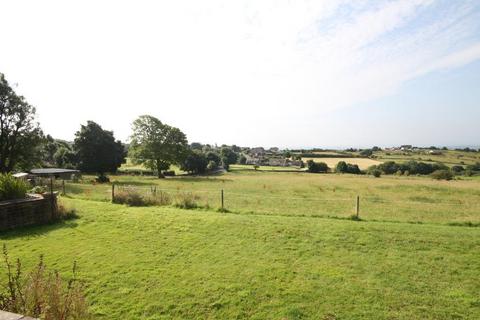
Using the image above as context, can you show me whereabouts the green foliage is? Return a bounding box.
[206,151,222,166]
[0,245,89,319]
[174,192,199,209]
[0,73,44,173]
[375,160,448,176]
[0,174,28,201]
[181,150,208,174]
[360,149,373,157]
[335,161,361,174]
[431,169,454,181]
[238,155,247,165]
[306,160,329,173]
[129,115,188,178]
[372,169,382,178]
[73,121,125,177]
[220,147,238,169]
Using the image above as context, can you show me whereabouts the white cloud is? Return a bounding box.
[0,0,479,147]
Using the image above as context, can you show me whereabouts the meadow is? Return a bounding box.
[2,169,480,319]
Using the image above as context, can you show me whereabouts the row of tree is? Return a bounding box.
[1,73,245,179]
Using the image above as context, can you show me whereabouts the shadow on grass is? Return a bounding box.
[0,220,79,240]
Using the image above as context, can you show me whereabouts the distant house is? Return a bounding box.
[250,147,266,157]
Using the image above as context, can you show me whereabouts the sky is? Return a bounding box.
[1,0,480,149]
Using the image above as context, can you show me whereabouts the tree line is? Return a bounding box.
[0,73,244,180]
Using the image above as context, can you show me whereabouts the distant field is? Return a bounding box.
[374,150,480,167]
[301,157,382,170]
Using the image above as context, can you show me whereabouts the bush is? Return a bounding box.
[57,201,79,220]
[113,190,145,206]
[0,245,89,319]
[336,161,361,174]
[306,160,329,173]
[451,165,464,174]
[0,174,28,201]
[372,169,382,178]
[431,169,453,181]
[174,192,199,209]
[30,185,47,194]
[207,160,217,171]
[113,189,172,206]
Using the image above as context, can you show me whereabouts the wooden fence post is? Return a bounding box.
[112,183,115,203]
[356,195,360,218]
[221,189,224,211]
[62,180,66,196]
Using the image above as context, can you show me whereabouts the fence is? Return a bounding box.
[44,180,480,225]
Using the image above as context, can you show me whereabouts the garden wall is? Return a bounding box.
[0,193,58,232]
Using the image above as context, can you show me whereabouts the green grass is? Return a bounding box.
[63,170,480,225]
[2,198,479,319]
[5,169,480,319]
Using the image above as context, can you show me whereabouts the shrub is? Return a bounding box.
[360,149,373,157]
[372,169,382,178]
[30,185,47,194]
[57,201,79,220]
[336,161,361,174]
[306,160,329,173]
[113,190,146,206]
[451,165,464,174]
[174,192,199,209]
[0,174,28,201]
[113,189,172,206]
[0,245,89,319]
[431,169,453,181]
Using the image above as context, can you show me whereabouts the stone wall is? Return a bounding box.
[0,193,58,232]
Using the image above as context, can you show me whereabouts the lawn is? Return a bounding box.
[2,198,479,319]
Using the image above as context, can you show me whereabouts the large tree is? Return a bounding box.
[73,121,125,179]
[0,73,44,173]
[129,115,188,178]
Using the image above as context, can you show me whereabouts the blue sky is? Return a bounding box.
[0,0,479,148]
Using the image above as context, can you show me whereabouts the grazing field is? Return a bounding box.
[4,170,479,319]
[300,157,382,170]
[64,170,480,225]
[2,198,479,319]
[374,150,480,167]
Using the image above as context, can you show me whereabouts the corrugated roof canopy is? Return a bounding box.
[30,168,80,175]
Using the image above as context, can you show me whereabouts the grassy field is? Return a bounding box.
[374,150,480,167]
[300,157,382,170]
[2,169,480,319]
[63,169,480,225]
[2,198,479,319]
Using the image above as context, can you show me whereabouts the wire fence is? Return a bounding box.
[38,179,480,225]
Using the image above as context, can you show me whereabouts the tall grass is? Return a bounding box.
[0,174,28,202]
[0,245,89,319]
